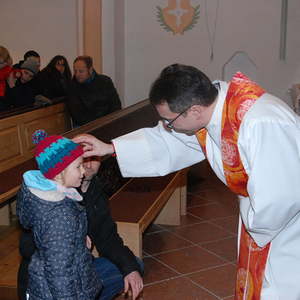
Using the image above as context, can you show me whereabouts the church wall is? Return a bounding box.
[102,0,300,107]
[0,0,79,70]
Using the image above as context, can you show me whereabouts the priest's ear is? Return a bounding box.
[189,105,204,119]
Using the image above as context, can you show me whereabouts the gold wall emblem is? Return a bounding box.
[156,0,200,35]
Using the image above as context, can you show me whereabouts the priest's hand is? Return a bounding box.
[73,134,114,158]
[123,271,143,300]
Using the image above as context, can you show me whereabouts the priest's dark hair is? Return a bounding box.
[149,63,218,113]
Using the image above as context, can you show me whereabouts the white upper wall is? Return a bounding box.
[0,0,79,69]
[102,0,300,107]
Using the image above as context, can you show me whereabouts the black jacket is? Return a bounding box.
[18,176,141,300]
[37,69,70,99]
[81,177,141,275]
[66,72,121,126]
[5,79,38,109]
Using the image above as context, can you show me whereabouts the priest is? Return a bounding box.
[75,64,300,300]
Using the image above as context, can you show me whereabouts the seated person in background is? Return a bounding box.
[5,58,40,109]
[0,45,13,111]
[13,50,41,70]
[66,55,121,127]
[37,55,72,102]
[18,147,144,300]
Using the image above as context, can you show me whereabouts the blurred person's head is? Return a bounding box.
[73,56,93,83]
[44,55,71,81]
[23,50,40,70]
[20,58,39,83]
[0,46,12,68]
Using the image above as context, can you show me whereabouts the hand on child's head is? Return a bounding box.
[83,157,101,180]
[73,134,101,158]
[73,134,93,153]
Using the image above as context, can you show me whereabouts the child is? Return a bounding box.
[16,129,102,300]
[18,154,144,300]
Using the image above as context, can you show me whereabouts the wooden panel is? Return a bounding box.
[0,286,18,300]
[0,227,21,298]
[116,222,142,258]
[0,103,71,173]
[0,206,9,225]
[154,187,181,226]
[24,112,70,151]
[0,126,22,163]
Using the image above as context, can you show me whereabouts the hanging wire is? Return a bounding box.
[204,0,220,61]
[279,0,288,60]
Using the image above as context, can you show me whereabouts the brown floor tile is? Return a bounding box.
[211,216,239,235]
[143,257,179,284]
[187,194,217,207]
[173,222,233,244]
[188,202,237,220]
[188,181,220,195]
[143,277,219,300]
[143,231,192,255]
[159,213,203,231]
[188,264,236,298]
[215,190,239,211]
[155,246,226,274]
[200,237,238,262]
[144,223,165,235]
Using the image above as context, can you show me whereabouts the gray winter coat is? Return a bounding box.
[17,174,101,300]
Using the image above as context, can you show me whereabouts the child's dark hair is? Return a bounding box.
[24,50,40,60]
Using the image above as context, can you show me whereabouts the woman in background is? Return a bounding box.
[37,55,72,101]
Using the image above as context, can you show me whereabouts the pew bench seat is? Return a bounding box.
[109,169,187,258]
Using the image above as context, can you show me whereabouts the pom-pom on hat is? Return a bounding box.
[32,129,83,179]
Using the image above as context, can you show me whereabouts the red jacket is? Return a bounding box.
[0,65,13,97]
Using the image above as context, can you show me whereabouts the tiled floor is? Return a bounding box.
[118,162,239,299]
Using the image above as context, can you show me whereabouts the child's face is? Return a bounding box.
[20,69,34,83]
[61,156,85,188]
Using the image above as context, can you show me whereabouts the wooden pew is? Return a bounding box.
[0,99,188,297]
[0,102,71,173]
[0,226,21,300]
[110,171,187,258]
[0,102,71,225]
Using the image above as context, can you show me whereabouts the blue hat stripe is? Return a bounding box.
[36,138,78,174]
[40,146,73,173]
[37,139,75,164]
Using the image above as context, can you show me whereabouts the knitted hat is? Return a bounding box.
[32,129,83,179]
[20,57,39,75]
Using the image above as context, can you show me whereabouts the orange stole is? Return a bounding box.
[196,73,270,300]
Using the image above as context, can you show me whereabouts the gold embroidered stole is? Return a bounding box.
[196,73,270,300]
